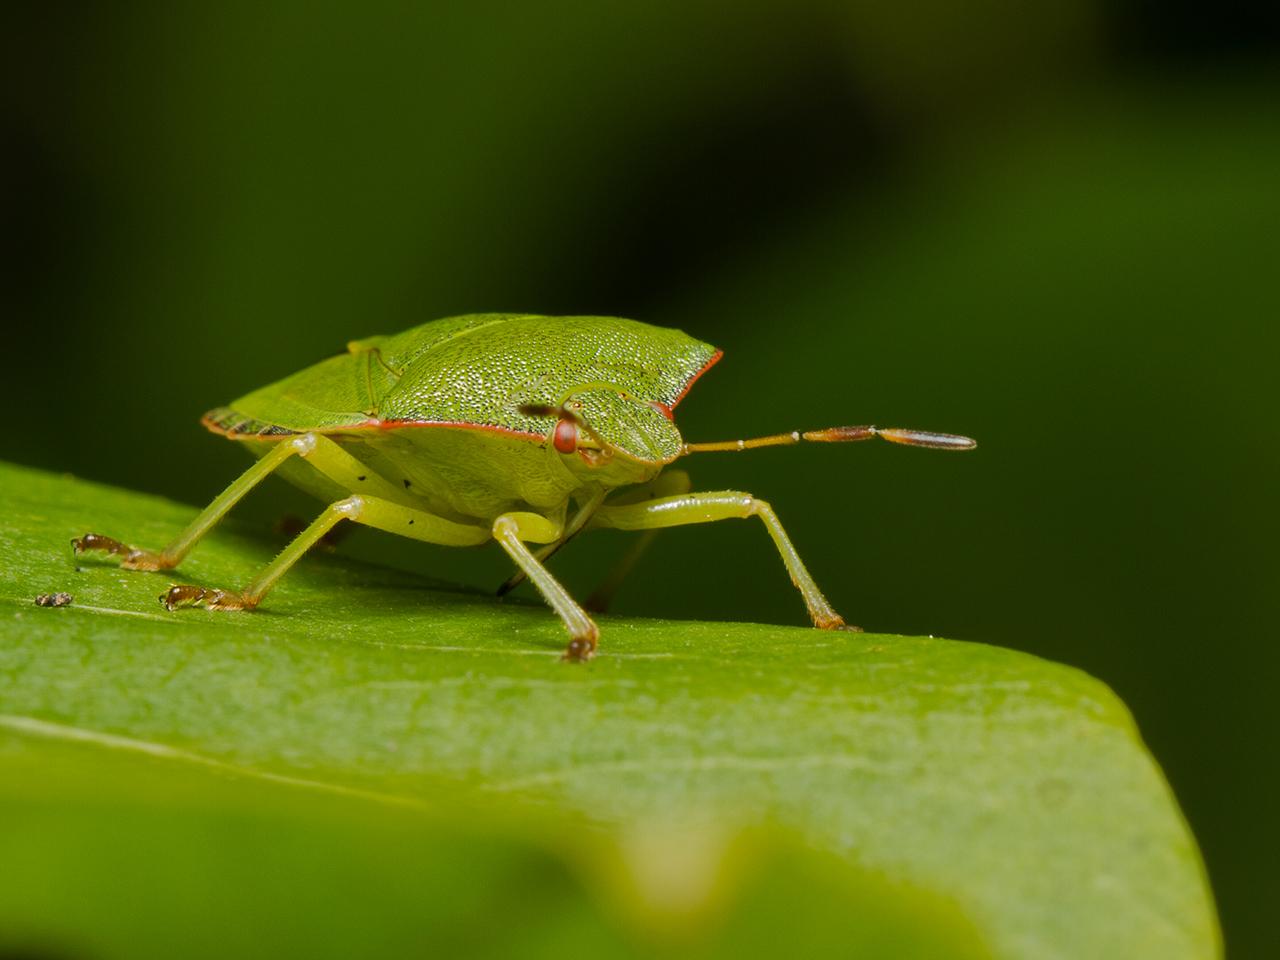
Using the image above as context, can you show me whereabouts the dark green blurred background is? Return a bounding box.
[8,2,1277,954]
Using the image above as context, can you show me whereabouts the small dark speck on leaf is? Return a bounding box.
[357,475,366,482]
[403,479,412,488]
[34,592,73,608]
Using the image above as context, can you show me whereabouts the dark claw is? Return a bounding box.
[74,533,167,570]
[562,637,596,662]
[73,533,130,557]
[161,585,252,611]
[815,615,862,633]
[161,585,209,610]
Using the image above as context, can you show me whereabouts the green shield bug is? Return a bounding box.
[73,314,975,661]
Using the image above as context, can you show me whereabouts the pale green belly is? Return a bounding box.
[241,426,655,525]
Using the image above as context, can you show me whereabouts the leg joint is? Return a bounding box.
[289,433,319,457]
[492,512,561,544]
[333,495,365,519]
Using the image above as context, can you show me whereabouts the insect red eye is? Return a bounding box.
[553,418,578,454]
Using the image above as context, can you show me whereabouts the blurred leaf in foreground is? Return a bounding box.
[0,733,988,960]
[0,462,1218,958]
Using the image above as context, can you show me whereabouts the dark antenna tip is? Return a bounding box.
[799,426,977,450]
[877,428,977,451]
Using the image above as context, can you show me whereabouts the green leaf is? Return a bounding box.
[0,461,1218,958]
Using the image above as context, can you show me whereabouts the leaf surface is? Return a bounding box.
[0,462,1218,958]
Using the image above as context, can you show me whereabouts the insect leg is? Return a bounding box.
[588,490,856,632]
[74,433,409,573]
[492,512,599,661]
[73,435,320,571]
[161,495,488,611]
[584,469,691,613]
[495,487,606,597]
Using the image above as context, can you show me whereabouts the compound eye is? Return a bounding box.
[553,417,578,454]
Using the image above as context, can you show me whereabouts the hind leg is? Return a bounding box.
[162,495,489,610]
[74,433,405,571]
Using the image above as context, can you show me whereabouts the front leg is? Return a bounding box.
[492,512,599,661]
[588,490,858,632]
[494,488,605,597]
[585,469,691,612]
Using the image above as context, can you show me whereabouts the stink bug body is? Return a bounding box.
[74,314,975,660]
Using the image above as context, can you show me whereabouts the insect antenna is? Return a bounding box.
[681,425,976,455]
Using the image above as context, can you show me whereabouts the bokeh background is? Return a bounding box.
[8,2,1277,954]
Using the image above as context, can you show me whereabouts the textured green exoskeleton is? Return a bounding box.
[73,314,975,660]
